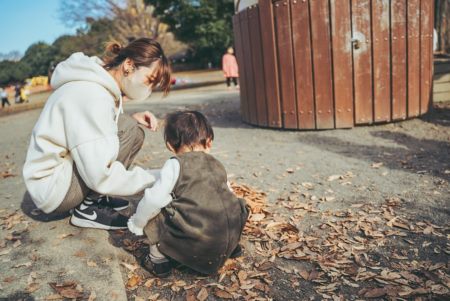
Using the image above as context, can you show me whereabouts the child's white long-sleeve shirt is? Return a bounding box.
[127,158,180,236]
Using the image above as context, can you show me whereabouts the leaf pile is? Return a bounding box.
[121,183,449,300]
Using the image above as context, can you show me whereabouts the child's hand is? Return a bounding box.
[127,218,144,236]
[132,111,158,131]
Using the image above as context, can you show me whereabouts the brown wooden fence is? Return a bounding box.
[232,0,435,129]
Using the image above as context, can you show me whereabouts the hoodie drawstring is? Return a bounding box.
[115,95,124,124]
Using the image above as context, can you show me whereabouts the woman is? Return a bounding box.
[23,38,171,230]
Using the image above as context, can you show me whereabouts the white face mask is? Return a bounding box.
[121,66,153,101]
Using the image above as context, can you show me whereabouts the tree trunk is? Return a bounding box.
[435,0,450,53]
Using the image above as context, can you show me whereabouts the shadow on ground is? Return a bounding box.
[20,191,69,222]
[300,129,450,182]
[421,102,450,127]
[0,291,35,301]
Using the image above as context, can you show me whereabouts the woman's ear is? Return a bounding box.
[122,58,135,74]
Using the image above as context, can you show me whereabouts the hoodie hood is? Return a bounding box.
[51,52,121,101]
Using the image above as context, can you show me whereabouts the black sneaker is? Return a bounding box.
[70,202,128,230]
[141,254,172,278]
[85,195,129,211]
[230,244,243,258]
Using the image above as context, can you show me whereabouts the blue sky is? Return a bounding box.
[0,0,77,54]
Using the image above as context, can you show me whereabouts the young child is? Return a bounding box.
[128,110,248,277]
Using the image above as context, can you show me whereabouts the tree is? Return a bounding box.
[57,0,115,28]
[77,18,117,55]
[144,0,234,66]
[21,42,54,77]
[51,35,84,64]
[0,60,31,85]
[58,0,188,58]
[59,0,164,44]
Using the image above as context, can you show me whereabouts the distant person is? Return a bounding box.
[433,28,438,52]
[128,111,248,277]
[15,84,22,103]
[20,86,29,103]
[222,47,239,90]
[23,38,172,230]
[1,87,10,108]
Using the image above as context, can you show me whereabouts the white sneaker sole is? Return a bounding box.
[114,205,129,211]
[70,215,127,230]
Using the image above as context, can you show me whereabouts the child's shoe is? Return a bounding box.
[230,244,243,258]
[141,254,172,278]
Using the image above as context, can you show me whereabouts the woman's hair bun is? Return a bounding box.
[105,41,123,55]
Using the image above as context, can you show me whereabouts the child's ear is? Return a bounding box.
[166,142,176,153]
[206,139,213,149]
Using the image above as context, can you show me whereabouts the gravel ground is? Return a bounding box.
[0,83,448,300]
[119,85,450,300]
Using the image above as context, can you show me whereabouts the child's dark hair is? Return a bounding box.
[164,111,214,152]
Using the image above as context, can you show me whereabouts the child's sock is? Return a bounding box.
[149,244,169,264]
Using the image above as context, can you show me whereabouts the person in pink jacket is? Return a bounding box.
[222,47,239,89]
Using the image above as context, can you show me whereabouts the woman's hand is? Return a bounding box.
[132,111,158,131]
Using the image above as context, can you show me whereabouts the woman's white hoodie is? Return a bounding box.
[23,52,157,213]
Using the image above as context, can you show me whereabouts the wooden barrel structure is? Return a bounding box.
[232,0,435,129]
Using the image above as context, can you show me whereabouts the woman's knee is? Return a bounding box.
[118,115,145,147]
[134,125,145,150]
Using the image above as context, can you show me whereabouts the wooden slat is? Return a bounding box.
[291,0,315,129]
[372,0,391,122]
[248,7,268,126]
[232,14,249,123]
[259,0,282,128]
[407,0,421,117]
[273,0,298,129]
[420,0,432,114]
[330,0,354,128]
[429,0,435,104]
[352,0,373,124]
[391,0,407,120]
[309,0,334,129]
[240,10,258,124]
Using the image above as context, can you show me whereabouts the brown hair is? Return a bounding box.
[164,111,214,152]
[103,38,171,95]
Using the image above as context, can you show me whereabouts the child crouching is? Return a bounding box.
[127,110,249,277]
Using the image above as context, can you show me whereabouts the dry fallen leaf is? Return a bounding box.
[121,262,139,272]
[44,294,63,300]
[73,250,86,258]
[48,281,84,299]
[286,168,295,174]
[0,170,16,179]
[0,249,11,256]
[87,260,97,267]
[327,175,341,182]
[215,289,233,299]
[26,282,40,293]
[148,293,160,301]
[361,287,387,298]
[197,287,209,301]
[58,233,74,240]
[126,274,141,289]
[144,279,155,288]
[371,162,383,169]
